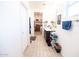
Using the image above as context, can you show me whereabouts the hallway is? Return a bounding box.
[24,32,62,57]
[1,1,79,57]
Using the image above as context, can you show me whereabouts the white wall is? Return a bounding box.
[56,1,79,57]
[43,4,56,22]
[0,1,29,57]
[43,0,79,57]
[56,21,79,57]
[68,1,79,20]
[20,2,30,53]
[22,1,34,36]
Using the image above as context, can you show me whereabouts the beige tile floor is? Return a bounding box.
[24,32,62,57]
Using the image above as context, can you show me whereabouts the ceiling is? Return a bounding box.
[28,1,54,12]
[29,1,47,9]
[27,0,67,12]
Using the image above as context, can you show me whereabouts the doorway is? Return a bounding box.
[34,12,43,34]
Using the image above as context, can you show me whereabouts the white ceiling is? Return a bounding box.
[29,1,46,9]
[28,1,54,12]
[26,0,72,12]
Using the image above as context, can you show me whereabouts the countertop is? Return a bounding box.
[44,26,56,31]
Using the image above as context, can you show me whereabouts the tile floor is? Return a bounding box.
[24,32,62,57]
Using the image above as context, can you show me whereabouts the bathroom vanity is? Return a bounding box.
[44,26,56,46]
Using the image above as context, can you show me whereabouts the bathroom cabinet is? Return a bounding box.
[44,29,52,46]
